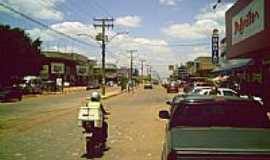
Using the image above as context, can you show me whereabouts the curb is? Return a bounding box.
[22,88,126,100]
[102,90,126,100]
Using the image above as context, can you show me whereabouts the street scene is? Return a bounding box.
[0,86,172,160]
[1,0,270,159]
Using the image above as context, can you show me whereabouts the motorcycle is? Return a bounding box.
[78,105,109,157]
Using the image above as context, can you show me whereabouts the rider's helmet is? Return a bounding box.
[91,92,101,102]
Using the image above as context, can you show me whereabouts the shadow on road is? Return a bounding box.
[80,146,111,159]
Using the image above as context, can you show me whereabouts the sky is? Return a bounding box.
[0,0,236,78]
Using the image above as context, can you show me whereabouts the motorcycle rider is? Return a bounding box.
[87,92,109,145]
[78,91,109,147]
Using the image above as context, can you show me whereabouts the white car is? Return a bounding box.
[198,88,239,97]
[199,88,264,105]
[191,86,212,94]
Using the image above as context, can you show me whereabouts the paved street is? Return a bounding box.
[0,86,174,160]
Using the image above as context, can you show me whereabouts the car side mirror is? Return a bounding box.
[166,101,172,105]
[159,110,170,119]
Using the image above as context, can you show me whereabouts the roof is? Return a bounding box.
[42,51,96,64]
[94,63,118,70]
[181,95,251,104]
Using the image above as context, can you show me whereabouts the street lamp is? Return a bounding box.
[76,33,102,46]
[108,31,129,43]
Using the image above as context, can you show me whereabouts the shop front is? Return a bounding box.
[226,0,270,108]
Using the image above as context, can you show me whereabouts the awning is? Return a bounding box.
[212,58,253,73]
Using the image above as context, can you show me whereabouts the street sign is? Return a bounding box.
[212,29,219,64]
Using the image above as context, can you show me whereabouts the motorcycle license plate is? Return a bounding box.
[84,133,93,137]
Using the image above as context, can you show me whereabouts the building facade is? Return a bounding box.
[226,0,270,108]
[41,51,96,87]
[193,57,217,77]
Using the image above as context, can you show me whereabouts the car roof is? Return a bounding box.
[180,95,252,104]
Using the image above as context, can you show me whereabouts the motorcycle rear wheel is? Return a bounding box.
[86,138,94,157]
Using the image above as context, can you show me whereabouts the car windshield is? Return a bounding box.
[171,102,270,128]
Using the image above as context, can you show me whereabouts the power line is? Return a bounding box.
[0,2,99,48]
[148,43,210,47]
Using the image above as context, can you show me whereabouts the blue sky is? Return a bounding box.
[0,0,235,77]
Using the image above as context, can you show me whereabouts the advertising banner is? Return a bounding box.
[212,29,219,64]
[232,0,265,45]
[51,63,65,74]
[76,65,89,76]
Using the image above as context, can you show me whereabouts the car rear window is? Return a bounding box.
[171,102,270,128]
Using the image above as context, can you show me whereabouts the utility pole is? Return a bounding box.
[93,18,114,96]
[140,60,145,84]
[146,65,152,81]
[149,65,152,82]
[127,49,137,90]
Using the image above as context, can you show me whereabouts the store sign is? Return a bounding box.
[212,29,219,64]
[51,63,65,74]
[232,0,265,45]
[76,65,89,76]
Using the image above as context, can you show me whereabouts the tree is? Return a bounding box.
[0,25,42,87]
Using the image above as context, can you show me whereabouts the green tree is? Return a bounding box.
[0,25,42,87]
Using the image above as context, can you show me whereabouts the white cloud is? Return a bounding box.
[159,0,183,6]
[115,16,142,28]
[26,21,101,60]
[1,0,64,20]
[108,34,178,78]
[26,20,210,78]
[27,21,98,43]
[162,2,233,39]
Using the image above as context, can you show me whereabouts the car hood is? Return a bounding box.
[170,127,270,153]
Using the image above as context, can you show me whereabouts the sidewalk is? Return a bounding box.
[23,86,125,99]
[102,87,126,100]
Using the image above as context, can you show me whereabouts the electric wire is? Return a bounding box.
[0,2,99,48]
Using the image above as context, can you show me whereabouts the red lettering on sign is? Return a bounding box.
[234,10,260,35]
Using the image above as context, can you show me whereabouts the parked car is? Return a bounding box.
[159,95,270,160]
[86,82,100,90]
[198,87,238,96]
[0,86,23,102]
[152,80,159,85]
[199,88,264,105]
[19,76,42,94]
[167,82,179,93]
[190,86,212,95]
[144,82,153,89]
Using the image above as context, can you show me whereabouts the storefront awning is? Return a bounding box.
[212,58,254,73]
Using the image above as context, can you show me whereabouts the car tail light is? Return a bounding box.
[167,151,177,160]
